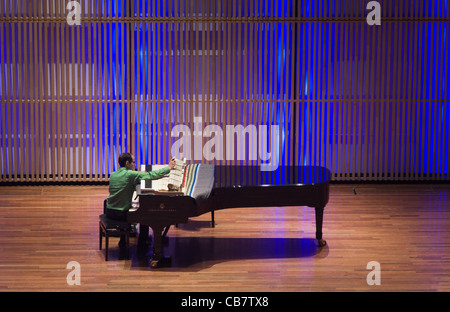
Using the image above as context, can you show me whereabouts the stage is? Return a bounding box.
[0,183,448,292]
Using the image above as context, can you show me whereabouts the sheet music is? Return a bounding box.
[168,158,186,190]
[140,158,186,192]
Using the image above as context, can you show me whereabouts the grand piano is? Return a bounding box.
[127,165,331,268]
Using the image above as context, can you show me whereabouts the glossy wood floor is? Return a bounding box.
[0,183,449,292]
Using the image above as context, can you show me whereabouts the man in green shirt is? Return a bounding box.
[106,152,175,251]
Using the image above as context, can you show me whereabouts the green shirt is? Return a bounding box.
[106,166,170,212]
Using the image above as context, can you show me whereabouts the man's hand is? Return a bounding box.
[168,157,176,170]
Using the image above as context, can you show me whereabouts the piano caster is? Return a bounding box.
[318,239,327,247]
[150,256,172,268]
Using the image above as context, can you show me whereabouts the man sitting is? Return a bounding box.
[105,152,175,253]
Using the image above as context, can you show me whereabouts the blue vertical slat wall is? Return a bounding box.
[0,0,449,182]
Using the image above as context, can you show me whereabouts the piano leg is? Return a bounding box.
[315,206,327,247]
[150,225,172,268]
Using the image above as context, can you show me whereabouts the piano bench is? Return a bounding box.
[98,214,138,261]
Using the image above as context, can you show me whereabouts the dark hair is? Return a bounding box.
[118,153,133,167]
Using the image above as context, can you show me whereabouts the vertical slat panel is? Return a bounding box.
[166,2,172,164]
[130,16,136,166]
[127,1,132,161]
[98,19,105,180]
[0,23,5,181]
[86,20,92,180]
[374,17,382,181]
[335,21,343,181]
[43,17,49,183]
[268,19,275,170]
[78,18,90,181]
[61,21,68,181]
[10,19,17,181]
[39,19,45,182]
[355,21,363,181]
[57,21,63,181]
[435,23,442,180]
[19,4,25,174]
[416,1,425,181]
[76,23,81,181]
[103,18,109,180]
[23,22,30,181]
[432,22,439,180]
[312,20,319,171]
[28,22,35,181]
[225,2,231,169]
[135,17,141,166]
[0,1,449,183]
[93,20,99,180]
[121,13,126,169]
[108,18,114,178]
[443,22,450,179]
[161,17,167,164]
[401,21,409,180]
[2,22,8,180]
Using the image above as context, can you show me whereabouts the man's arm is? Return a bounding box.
[132,158,176,183]
[134,167,170,182]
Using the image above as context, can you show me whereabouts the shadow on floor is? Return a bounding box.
[115,235,329,271]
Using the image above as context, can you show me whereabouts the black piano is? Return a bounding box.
[127,165,331,268]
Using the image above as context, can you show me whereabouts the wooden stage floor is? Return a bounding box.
[0,183,449,292]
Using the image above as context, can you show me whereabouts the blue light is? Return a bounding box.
[0,1,449,182]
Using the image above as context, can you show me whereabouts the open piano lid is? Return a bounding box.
[213,165,331,188]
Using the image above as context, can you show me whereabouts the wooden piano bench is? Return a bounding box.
[98,214,138,261]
